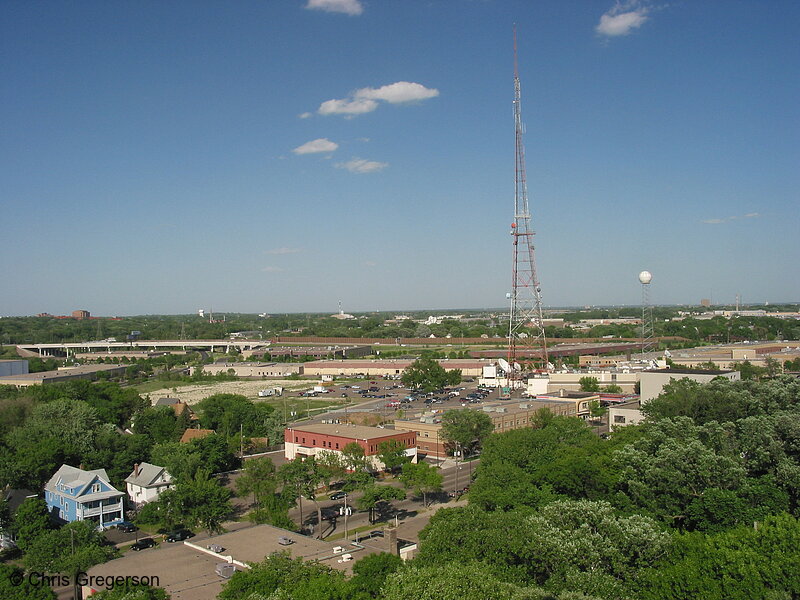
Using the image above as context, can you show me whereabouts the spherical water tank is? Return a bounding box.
[638,271,653,285]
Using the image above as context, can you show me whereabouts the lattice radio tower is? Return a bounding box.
[507,27,549,383]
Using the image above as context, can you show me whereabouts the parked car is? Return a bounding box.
[278,536,294,546]
[117,522,138,533]
[329,491,347,500]
[131,538,155,551]
[165,529,193,542]
[370,530,384,538]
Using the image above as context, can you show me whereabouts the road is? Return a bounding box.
[285,459,479,541]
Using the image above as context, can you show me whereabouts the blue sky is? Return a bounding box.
[1,0,798,316]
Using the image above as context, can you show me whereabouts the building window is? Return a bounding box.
[92,483,101,493]
[335,443,339,449]
[614,415,626,424]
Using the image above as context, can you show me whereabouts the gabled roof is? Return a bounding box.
[125,462,173,488]
[44,465,123,502]
[155,397,180,406]
[180,428,215,443]
[2,487,37,515]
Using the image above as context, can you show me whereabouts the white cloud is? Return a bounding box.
[292,138,339,155]
[596,1,649,37]
[318,97,379,116]
[335,158,388,174]
[316,81,438,117]
[262,266,284,273]
[265,247,302,255]
[701,212,761,225]
[355,81,440,104]
[298,112,313,119]
[305,0,363,16]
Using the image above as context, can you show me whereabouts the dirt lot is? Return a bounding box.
[143,379,312,405]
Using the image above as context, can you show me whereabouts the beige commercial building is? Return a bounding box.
[0,363,126,387]
[528,371,641,394]
[394,399,579,459]
[608,400,645,432]
[302,359,486,378]
[639,368,740,403]
[191,362,304,377]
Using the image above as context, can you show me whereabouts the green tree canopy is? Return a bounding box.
[439,409,494,458]
[399,461,443,507]
[401,357,461,393]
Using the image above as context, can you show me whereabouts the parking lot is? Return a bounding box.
[293,379,503,425]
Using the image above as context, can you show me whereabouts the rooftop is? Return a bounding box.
[288,423,407,441]
[645,368,735,375]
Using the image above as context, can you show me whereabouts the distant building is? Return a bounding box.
[125,463,174,505]
[44,465,124,529]
[700,298,711,307]
[191,362,303,377]
[180,429,215,444]
[0,359,28,378]
[608,400,645,432]
[284,424,417,471]
[394,399,578,459]
[72,310,91,320]
[0,363,126,387]
[534,390,601,419]
[1,488,37,549]
[640,368,740,403]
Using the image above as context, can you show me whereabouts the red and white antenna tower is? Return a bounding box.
[507,27,548,385]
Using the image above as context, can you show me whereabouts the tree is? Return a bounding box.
[416,501,669,596]
[579,376,600,392]
[150,442,202,482]
[279,457,326,538]
[175,469,232,534]
[25,520,115,577]
[235,456,278,509]
[399,461,443,507]
[356,484,406,523]
[350,552,403,598]
[439,409,494,458]
[341,442,368,471]
[377,439,412,473]
[382,561,549,600]
[401,357,460,393]
[0,565,57,600]
[90,584,169,600]
[12,497,53,553]
[602,384,623,394]
[635,513,800,600]
[133,406,180,443]
[218,551,350,600]
[138,469,232,534]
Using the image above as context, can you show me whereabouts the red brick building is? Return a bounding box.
[284,423,417,471]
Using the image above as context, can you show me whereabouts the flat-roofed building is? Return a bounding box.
[192,362,303,377]
[0,363,126,387]
[608,400,645,432]
[640,368,740,403]
[394,399,578,459]
[301,359,485,378]
[0,359,28,378]
[545,371,641,394]
[284,423,416,471]
[534,390,601,419]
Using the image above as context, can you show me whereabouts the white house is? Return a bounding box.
[124,463,174,505]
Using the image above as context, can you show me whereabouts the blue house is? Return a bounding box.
[44,465,125,529]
